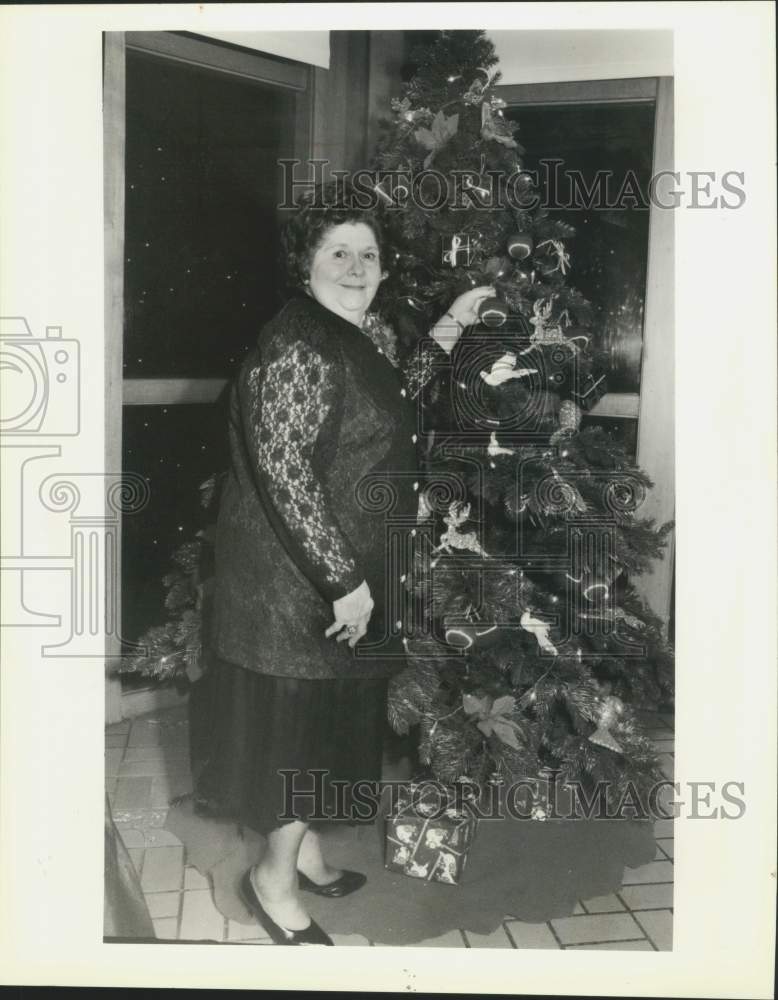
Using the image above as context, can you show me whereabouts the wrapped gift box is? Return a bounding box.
[384,782,478,885]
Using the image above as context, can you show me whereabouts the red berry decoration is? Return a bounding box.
[507,233,534,261]
[478,296,508,328]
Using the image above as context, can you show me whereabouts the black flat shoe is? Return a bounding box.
[239,870,333,946]
[298,869,367,898]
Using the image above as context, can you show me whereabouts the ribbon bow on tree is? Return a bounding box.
[462,693,524,749]
[537,239,571,275]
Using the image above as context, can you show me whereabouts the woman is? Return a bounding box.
[194,185,494,945]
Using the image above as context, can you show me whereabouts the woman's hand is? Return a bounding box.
[431,285,496,354]
[325,580,374,648]
[446,285,497,328]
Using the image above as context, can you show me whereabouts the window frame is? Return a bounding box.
[495,76,675,629]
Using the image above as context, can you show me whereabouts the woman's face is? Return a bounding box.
[306,221,384,326]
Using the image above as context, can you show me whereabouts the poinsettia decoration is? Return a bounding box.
[414,110,460,169]
[462,693,525,749]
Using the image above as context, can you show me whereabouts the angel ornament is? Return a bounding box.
[434,501,488,557]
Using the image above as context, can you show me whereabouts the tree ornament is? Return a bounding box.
[528,297,580,351]
[478,297,508,328]
[520,609,558,654]
[507,233,534,260]
[487,431,515,457]
[442,233,472,267]
[462,66,492,104]
[550,399,582,445]
[481,101,518,148]
[584,578,611,602]
[588,695,625,753]
[469,66,492,88]
[462,68,493,104]
[481,353,538,387]
[434,502,488,556]
[566,569,612,603]
[462,89,485,107]
[537,238,571,275]
[462,174,492,199]
[444,621,501,650]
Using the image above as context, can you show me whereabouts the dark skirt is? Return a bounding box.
[188,654,389,836]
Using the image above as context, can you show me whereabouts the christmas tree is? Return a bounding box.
[372,30,674,806]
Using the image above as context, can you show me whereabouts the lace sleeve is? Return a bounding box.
[238,337,364,603]
[402,337,451,401]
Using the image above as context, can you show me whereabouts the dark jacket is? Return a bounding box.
[211,294,443,680]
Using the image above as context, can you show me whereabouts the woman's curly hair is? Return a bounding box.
[280,181,395,305]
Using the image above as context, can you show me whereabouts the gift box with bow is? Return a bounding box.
[384,781,479,885]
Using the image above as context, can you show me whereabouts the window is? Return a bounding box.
[105,33,314,699]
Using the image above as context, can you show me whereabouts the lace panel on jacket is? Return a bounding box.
[247,343,358,588]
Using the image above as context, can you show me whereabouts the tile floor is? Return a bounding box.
[106,706,674,950]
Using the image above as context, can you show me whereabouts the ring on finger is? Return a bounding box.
[346,624,357,635]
